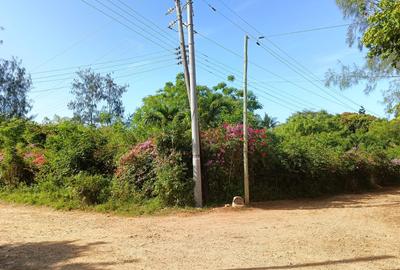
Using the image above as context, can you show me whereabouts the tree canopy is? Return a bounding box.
[0,58,32,119]
[326,0,400,116]
[131,74,262,141]
[68,69,127,125]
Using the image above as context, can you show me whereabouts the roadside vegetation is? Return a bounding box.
[0,0,400,214]
[0,73,400,214]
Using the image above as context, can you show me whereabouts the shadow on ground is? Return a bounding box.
[251,187,400,211]
[0,240,138,270]
[223,255,396,270]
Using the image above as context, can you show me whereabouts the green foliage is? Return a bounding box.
[68,172,110,205]
[113,138,193,206]
[1,76,400,212]
[68,69,127,125]
[328,0,400,115]
[40,120,114,186]
[153,151,193,206]
[363,0,400,68]
[113,140,157,200]
[0,118,34,187]
[0,149,33,187]
[0,58,32,118]
[257,113,279,129]
[201,124,271,203]
[131,74,262,141]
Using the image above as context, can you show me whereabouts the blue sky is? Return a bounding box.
[0,0,388,122]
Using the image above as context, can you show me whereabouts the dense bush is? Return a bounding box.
[201,123,270,203]
[0,118,36,187]
[113,138,193,206]
[153,151,193,206]
[68,172,110,205]
[1,77,400,211]
[113,139,157,200]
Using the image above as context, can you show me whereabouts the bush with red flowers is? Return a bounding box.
[113,137,193,206]
[201,123,272,203]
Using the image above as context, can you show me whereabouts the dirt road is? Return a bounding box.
[1,189,400,270]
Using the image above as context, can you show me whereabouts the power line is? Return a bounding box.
[32,21,112,71]
[198,52,320,109]
[32,54,175,81]
[77,0,367,115]
[195,30,358,110]
[200,0,381,115]
[114,0,178,44]
[213,0,381,116]
[103,0,177,48]
[31,50,170,74]
[79,0,175,53]
[255,42,358,111]
[197,59,304,111]
[107,0,314,112]
[32,0,181,98]
[214,0,350,38]
[101,1,304,131]
[200,0,356,109]
[267,24,351,38]
[33,58,176,84]
[31,86,68,94]
[112,62,177,79]
[32,0,180,101]
[31,62,177,96]
[104,0,302,111]
[198,64,297,112]
[91,0,179,50]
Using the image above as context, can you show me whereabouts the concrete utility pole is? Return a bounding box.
[187,0,203,207]
[243,35,250,205]
[174,0,191,99]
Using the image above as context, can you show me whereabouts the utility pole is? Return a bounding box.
[243,35,250,205]
[174,0,191,99]
[187,0,203,207]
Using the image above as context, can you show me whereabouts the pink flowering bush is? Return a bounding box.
[24,151,46,168]
[113,137,193,206]
[201,123,271,202]
[114,139,157,200]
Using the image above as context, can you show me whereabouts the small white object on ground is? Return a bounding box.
[232,196,245,207]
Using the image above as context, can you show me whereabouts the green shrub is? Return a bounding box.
[68,172,110,205]
[1,107,400,210]
[153,151,193,206]
[0,149,34,187]
[113,138,193,206]
[39,120,115,186]
[201,124,271,203]
[112,139,157,200]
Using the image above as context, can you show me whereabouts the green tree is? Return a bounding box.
[68,69,127,125]
[101,74,127,125]
[69,69,103,125]
[0,118,33,187]
[131,74,262,140]
[0,58,32,118]
[259,113,279,129]
[326,0,400,115]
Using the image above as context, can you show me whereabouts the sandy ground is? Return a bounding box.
[1,189,400,270]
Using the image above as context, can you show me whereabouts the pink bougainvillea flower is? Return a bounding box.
[32,155,46,166]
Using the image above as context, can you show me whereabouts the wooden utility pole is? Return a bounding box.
[243,35,250,205]
[174,0,191,99]
[187,0,203,207]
